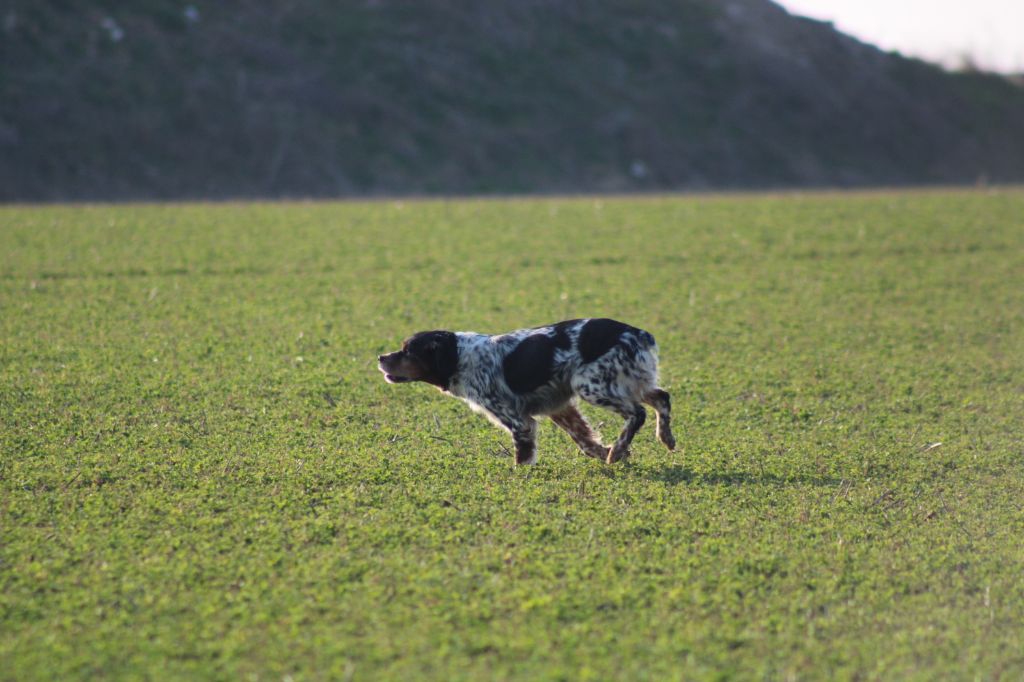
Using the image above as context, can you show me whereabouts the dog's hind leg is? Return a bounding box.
[571,344,659,463]
[574,381,646,463]
[604,402,646,464]
[550,404,607,460]
[643,388,676,451]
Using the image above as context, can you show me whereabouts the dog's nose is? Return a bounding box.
[378,355,385,362]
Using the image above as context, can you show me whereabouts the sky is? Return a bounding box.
[774,0,1024,73]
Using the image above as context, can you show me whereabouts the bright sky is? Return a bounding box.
[774,0,1024,73]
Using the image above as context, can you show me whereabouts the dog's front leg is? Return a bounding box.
[497,413,538,465]
[511,419,539,465]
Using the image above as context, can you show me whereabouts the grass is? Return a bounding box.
[1,189,1023,680]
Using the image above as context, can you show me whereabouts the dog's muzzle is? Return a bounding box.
[378,353,412,383]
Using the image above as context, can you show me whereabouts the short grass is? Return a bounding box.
[2,189,1023,680]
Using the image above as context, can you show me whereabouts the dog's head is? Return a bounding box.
[378,330,459,389]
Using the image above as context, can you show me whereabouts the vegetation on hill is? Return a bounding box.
[3,0,1024,200]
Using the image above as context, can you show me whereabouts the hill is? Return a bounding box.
[3,0,1024,200]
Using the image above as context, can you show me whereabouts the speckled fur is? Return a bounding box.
[378,318,676,465]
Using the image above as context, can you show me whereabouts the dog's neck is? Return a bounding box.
[447,332,496,398]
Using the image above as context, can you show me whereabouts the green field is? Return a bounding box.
[2,190,1023,680]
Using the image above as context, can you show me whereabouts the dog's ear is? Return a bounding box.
[405,331,459,388]
[428,332,459,387]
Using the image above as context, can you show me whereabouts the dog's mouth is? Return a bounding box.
[379,360,413,384]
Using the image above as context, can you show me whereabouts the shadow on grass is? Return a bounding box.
[643,464,843,488]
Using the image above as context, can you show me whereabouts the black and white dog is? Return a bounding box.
[378,318,675,465]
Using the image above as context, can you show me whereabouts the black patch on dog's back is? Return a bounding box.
[550,319,580,350]
[578,318,635,363]
[503,334,556,394]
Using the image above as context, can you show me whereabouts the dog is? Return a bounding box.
[377,318,675,465]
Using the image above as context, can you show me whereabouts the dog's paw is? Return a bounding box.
[605,446,630,464]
